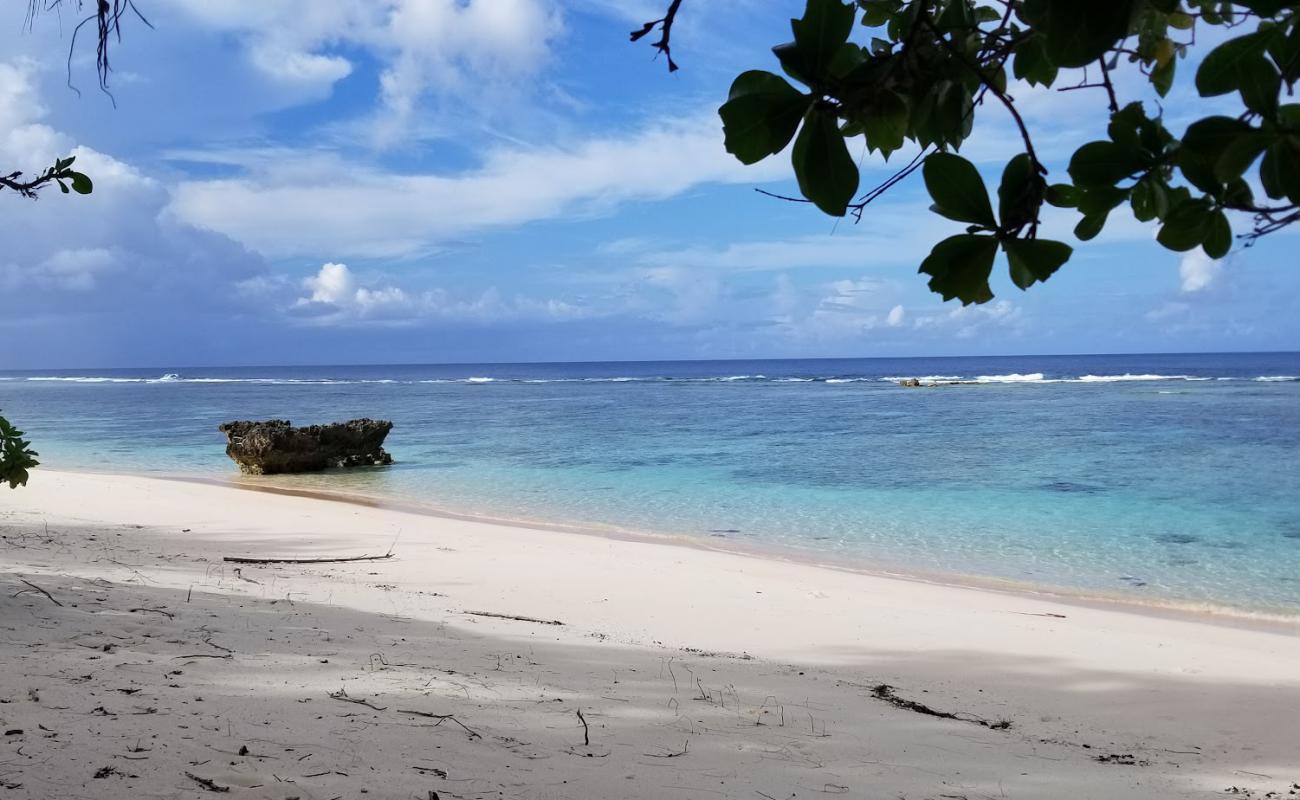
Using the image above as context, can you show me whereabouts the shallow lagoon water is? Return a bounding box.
[3,352,1298,617]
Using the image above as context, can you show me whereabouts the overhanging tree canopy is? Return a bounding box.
[637,0,1300,305]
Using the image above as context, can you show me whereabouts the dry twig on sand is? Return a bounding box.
[576,709,590,746]
[463,610,564,626]
[328,689,387,711]
[13,579,62,607]
[396,709,482,739]
[223,553,394,565]
[184,771,230,792]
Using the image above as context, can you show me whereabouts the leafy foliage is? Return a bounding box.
[0,414,40,490]
[704,0,1300,305]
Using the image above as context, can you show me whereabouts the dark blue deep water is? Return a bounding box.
[3,353,1299,616]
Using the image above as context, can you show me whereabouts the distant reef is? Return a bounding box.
[218,418,394,475]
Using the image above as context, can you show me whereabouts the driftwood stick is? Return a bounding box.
[15,579,63,607]
[396,709,481,739]
[223,553,394,565]
[184,771,230,793]
[576,709,590,746]
[129,607,174,618]
[463,610,564,626]
[328,689,386,711]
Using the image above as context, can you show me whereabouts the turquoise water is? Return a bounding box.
[3,353,1298,617]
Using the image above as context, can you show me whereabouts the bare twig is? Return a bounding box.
[576,709,590,746]
[129,607,174,618]
[870,684,1011,730]
[463,610,564,626]
[14,579,62,607]
[328,689,386,711]
[184,771,230,793]
[631,0,684,72]
[396,709,481,739]
[222,553,394,565]
[644,739,690,758]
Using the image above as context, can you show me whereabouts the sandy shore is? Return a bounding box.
[1,470,1297,799]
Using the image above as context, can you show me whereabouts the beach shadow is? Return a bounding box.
[2,520,1298,800]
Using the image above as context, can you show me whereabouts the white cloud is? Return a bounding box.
[0,58,265,319]
[1180,251,1223,293]
[168,0,562,137]
[288,262,593,326]
[886,304,905,327]
[912,299,1025,339]
[170,113,790,260]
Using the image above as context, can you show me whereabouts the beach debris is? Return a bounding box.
[463,610,565,626]
[217,418,394,475]
[223,553,394,565]
[576,709,590,746]
[93,765,128,779]
[129,607,174,618]
[397,709,481,739]
[13,579,62,607]
[1094,753,1151,766]
[185,771,231,792]
[328,688,387,711]
[869,684,1012,730]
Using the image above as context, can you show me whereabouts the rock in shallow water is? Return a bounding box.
[217,418,394,475]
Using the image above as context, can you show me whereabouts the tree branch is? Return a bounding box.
[919,13,1043,175]
[0,170,62,198]
[631,0,683,72]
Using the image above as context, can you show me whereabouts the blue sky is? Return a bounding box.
[0,0,1296,368]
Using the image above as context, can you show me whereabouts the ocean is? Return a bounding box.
[3,352,1298,618]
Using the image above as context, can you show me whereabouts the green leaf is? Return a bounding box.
[1012,36,1059,87]
[720,71,812,165]
[937,0,974,30]
[792,107,859,216]
[1202,211,1232,259]
[923,152,996,227]
[1130,178,1156,222]
[790,0,857,80]
[1068,141,1145,187]
[69,171,93,195]
[1236,54,1280,116]
[997,153,1043,231]
[859,0,895,27]
[919,234,999,305]
[1003,238,1072,289]
[772,41,814,86]
[1045,183,1078,208]
[1259,140,1300,203]
[1156,201,1212,251]
[1150,54,1175,97]
[1180,116,1270,184]
[861,90,909,158]
[1077,184,1129,216]
[1196,33,1268,97]
[1073,212,1107,241]
[1018,0,1137,69]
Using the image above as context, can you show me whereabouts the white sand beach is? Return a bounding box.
[2,470,1298,799]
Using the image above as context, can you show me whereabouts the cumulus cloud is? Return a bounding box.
[0,59,265,340]
[286,262,593,327]
[1179,251,1223,293]
[168,0,561,137]
[912,299,1025,339]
